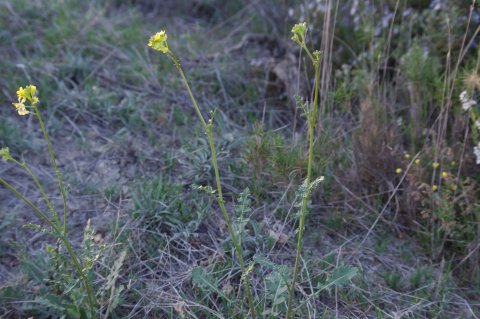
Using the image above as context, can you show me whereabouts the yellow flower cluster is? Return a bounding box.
[0,147,12,162]
[291,22,307,44]
[13,85,39,116]
[148,30,169,53]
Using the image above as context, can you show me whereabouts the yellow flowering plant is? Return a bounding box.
[148,30,256,318]
[285,22,325,319]
[148,30,169,53]
[147,25,354,319]
[0,85,97,317]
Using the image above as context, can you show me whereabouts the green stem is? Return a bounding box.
[12,159,61,228]
[0,177,60,234]
[61,236,97,318]
[285,60,320,319]
[171,55,256,318]
[0,177,96,316]
[302,44,316,66]
[33,105,68,234]
[172,58,208,130]
[207,130,256,318]
[0,178,95,318]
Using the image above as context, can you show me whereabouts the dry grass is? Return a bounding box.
[0,0,479,318]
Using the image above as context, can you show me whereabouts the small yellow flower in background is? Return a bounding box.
[0,147,12,162]
[395,168,402,174]
[432,162,440,169]
[432,185,438,192]
[450,161,456,166]
[414,159,420,165]
[148,30,169,53]
[404,153,411,159]
[441,171,448,178]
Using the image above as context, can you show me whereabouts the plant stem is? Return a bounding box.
[33,105,68,234]
[207,129,256,318]
[61,236,97,318]
[172,57,256,318]
[0,177,96,317]
[173,58,208,130]
[285,60,320,319]
[0,177,59,233]
[12,159,61,228]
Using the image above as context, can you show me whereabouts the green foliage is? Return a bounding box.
[233,188,253,248]
[0,118,32,153]
[410,266,435,290]
[245,123,327,202]
[191,266,231,301]
[382,271,403,291]
[320,266,358,291]
[9,221,103,318]
[2,0,479,318]
[254,254,291,317]
[131,178,208,239]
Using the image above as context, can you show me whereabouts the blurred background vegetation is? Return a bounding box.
[0,0,479,318]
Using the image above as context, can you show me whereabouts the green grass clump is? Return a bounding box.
[131,178,208,239]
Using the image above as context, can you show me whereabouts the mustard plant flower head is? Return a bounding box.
[16,87,27,103]
[291,22,307,43]
[432,162,440,169]
[16,85,37,104]
[395,168,402,174]
[432,185,438,192]
[0,147,12,162]
[13,102,30,115]
[441,171,448,178]
[414,159,421,165]
[404,153,411,159]
[148,30,169,54]
[13,85,38,116]
[450,161,456,166]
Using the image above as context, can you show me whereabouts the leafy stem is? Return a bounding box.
[166,53,257,319]
[10,158,61,228]
[33,104,68,235]
[285,48,321,319]
[0,176,96,316]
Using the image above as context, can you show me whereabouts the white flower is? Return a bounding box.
[463,100,477,111]
[460,90,477,111]
[474,142,480,165]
